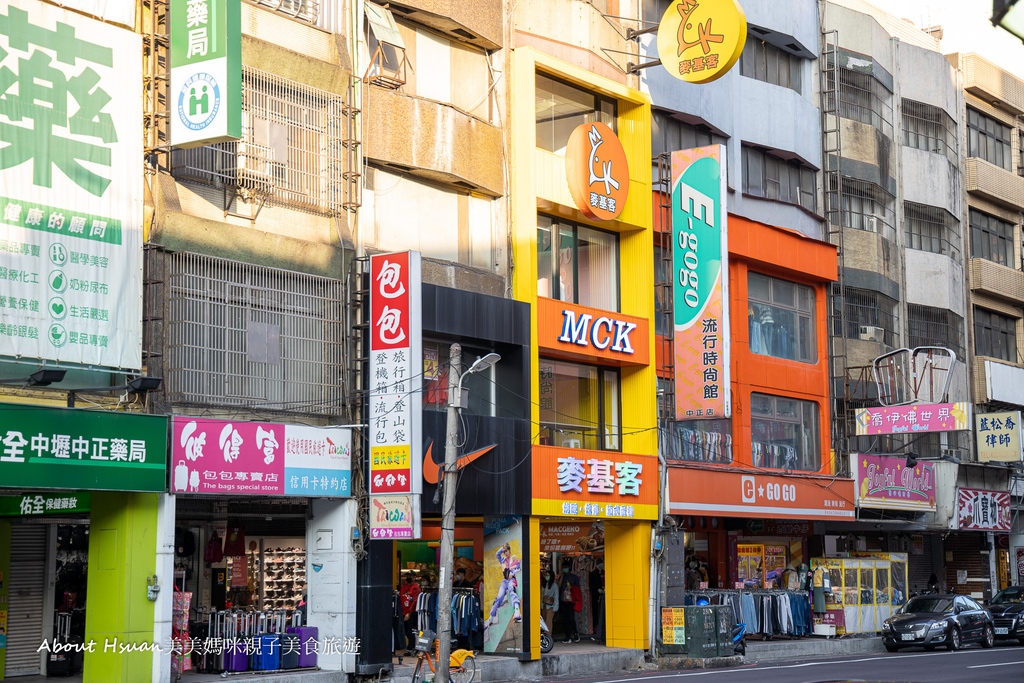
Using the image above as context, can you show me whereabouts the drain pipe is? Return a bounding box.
[649,444,669,659]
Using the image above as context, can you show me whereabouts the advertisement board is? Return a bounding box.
[482,516,523,654]
[957,488,1011,531]
[976,411,1022,462]
[854,402,971,436]
[0,0,144,370]
[369,495,414,539]
[171,417,351,496]
[672,146,730,420]
[531,445,658,520]
[656,0,747,83]
[564,122,630,221]
[852,454,936,512]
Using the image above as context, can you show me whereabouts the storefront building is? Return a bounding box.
[0,404,168,681]
[510,47,657,654]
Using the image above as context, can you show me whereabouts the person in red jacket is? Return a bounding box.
[400,575,422,648]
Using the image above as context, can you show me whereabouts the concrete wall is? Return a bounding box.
[306,499,360,673]
[905,250,965,316]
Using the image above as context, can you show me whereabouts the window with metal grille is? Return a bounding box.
[742,146,817,212]
[904,202,960,260]
[974,307,1018,363]
[740,36,803,93]
[829,66,893,138]
[170,67,346,215]
[837,287,898,347]
[901,99,957,167]
[907,304,965,360]
[831,177,895,241]
[967,108,1012,171]
[969,208,1015,267]
[253,0,318,24]
[166,252,346,414]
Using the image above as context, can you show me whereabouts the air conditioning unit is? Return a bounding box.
[215,142,275,191]
[859,325,885,343]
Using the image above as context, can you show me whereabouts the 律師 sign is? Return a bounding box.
[656,0,747,84]
[0,403,166,492]
[0,0,144,371]
[976,411,1022,462]
[854,402,971,436]
[170,0,241,147]
[564,122,629,221]
[171,417,351,497]
[672,146,730,419]
[0,492,90,517]
[532,445,658,520]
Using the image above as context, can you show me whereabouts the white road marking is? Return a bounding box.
[967,659,1024,669]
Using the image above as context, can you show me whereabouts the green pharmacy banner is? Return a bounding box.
[0,492,91,516]
[170,0,241,147]
[672,146,730,420]
[0,403,167,492]
[0,0,143,371]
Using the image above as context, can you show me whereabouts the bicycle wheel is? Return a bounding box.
[412,657,424,683]
[450,656,477,683]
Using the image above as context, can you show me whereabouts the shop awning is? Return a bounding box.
[668,467,856,521]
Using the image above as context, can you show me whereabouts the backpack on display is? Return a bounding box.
[222,526,246,556]
[205,530,224,564]
[175,528,196,557]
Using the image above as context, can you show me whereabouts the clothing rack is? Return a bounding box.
[674,428,732,464]
[681,588,812,639]
[752,441,798,470]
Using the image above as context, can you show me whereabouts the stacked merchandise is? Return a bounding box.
[263,547,307,610]
[191,608,315,674]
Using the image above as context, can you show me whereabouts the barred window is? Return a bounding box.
[651,110,726,158]
[907,304,965,360]
[170,67,346,215]
[901,99,957,166]
[974,308,1017,363]
[832,177,895,242]
[837,287,898,347]
[831,67,893,138]
[904,202,960,260]
[254,0,318,24]
[740,36,802,93]
[166,252,346,413]
[969,209,1015,267]
[967,108,1012,171]
[742,146,817,212]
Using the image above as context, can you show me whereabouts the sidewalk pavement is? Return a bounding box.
[742,634,886,663]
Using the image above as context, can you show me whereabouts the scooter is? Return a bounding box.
[732,622,746,656]
[540,619,553,653]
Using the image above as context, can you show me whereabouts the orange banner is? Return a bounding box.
[537,297,649,366]
[668,468,855,521]
[532,445,658,520]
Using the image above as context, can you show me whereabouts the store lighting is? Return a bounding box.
[0,368,67,386]
[67,376,163,407]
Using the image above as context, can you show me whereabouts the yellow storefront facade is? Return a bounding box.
[510,47,656,657]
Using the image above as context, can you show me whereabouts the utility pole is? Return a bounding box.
[436,342,461,683]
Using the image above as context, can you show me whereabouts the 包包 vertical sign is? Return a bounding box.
[672,147,730,420]
[170,0,241,147]
[0,0,144,371]
[369,252,422,507]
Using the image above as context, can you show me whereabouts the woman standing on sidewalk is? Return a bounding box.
[541,569,559,633]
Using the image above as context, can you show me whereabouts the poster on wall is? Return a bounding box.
[171,417,351,496]
[957,488,1011,531]
[672,146,730,420]
[976,411,1022,462]
[0,0,143,371]
[483,516,523,654]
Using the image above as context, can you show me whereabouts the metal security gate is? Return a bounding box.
[5,524,46,676]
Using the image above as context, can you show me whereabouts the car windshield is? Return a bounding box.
[992,588,1024,604]
[904,597,953,613]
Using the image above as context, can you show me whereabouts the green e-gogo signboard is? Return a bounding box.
[170,0,241,147]
[0,403,167,491]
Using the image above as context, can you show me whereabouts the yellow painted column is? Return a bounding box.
[604,520,649,649]
[83,492,158,682]
[527,517,540,660]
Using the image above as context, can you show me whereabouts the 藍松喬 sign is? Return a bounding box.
[0,403,166,492]
[0,0,144,371]
[976,411,1022,462]
[171,417,351,497]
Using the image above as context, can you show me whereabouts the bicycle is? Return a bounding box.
[411,629,477,683]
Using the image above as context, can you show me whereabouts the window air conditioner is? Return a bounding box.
[859,325,885,343]
[215,142,275,191]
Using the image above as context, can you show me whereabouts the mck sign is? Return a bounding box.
[558,310,637,355]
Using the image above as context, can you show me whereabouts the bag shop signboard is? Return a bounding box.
[171,417,351,496]
[531,444,658,520]
[852,454,936,512]
[0,403,166,491]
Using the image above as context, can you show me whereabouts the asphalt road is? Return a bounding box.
[536,643,1024,683]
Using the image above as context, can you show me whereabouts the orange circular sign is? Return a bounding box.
[564,121,630,221]
[656,0,747,84]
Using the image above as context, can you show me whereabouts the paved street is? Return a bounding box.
[531,644,1024,683]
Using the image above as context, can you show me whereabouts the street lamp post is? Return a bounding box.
[436,346,500,683]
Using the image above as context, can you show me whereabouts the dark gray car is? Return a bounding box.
[987,586,1024,644]
[881,594,995,652]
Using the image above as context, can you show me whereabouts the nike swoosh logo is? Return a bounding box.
[423,441,498,484]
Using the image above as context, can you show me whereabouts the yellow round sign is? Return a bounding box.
[656,0,747,84]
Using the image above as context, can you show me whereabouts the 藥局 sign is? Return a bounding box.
[976,411,1022,462]
[170,0,241,147]
[171,417,351,496]
[854,402,971,436]
[672,146,730,420]
[0,0,143,370]
[853,454,936,512]
[0,403,166,491]
[957,488,1010,531]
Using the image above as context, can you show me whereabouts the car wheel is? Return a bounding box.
[981,625,995,649]
[884,643,899,653]
[947,626,961,651]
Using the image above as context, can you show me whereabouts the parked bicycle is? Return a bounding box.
[410,629,477,683]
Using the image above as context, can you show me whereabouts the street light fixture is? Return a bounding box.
[992,0,1024,44]
[436,346,499,683]
[67,376,163,408]
[905,451,961,468]
[0,368,67,387]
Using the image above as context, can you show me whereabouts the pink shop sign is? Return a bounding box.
[853,454,936,512]
[854,402,971,436]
